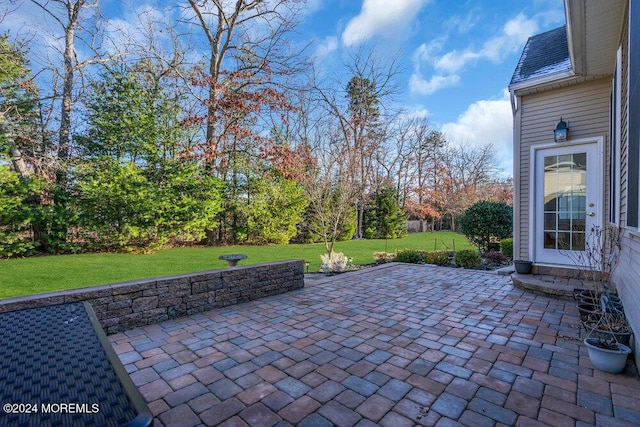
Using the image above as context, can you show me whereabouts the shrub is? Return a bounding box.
[459,201,513,252]
[0,166,40,258]
[424,251,450,266]
[500,237,514,259]
[363,186,408,239]
[455,249,482,269]
[320,252,350,273]
[296,206,356,244]
[76,160,223,252]
[395,249,424,264]
[483,250,506,265]
[244,178,308,245]
[373,252,396,263]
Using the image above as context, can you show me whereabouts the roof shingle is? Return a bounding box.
[510,26,572,86]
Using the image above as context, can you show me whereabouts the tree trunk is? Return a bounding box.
[9,146,29,178]
[356,201,366,240]
[53,0,85,249]
[57,0,83,186]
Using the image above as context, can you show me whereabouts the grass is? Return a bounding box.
[0,231,474,299]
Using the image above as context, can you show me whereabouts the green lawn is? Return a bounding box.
[0,231,473,299]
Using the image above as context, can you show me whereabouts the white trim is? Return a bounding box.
[529,136,605,265]
[508,70,576,93]
[512,93,522,260]
[564,0,586,75]
[528,153,535,262]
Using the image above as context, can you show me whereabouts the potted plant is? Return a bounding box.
[583,337,631,373]
[567,225,632,373]
[513,259,533,274]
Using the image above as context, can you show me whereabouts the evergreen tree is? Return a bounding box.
[75,62,224,251]
[364,186,407,239]
[0,35,41,177]
[0,35,49,257]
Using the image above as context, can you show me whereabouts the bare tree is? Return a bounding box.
[25,0,101,182]
[302,116,360,254]
[314,48,401,238]
[437,143,498,230]
[184,0,306,170]
[397,119,445,232]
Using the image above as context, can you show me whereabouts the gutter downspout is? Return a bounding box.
[510,90,524,262]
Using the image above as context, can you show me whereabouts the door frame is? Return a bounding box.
[529,136,604,266]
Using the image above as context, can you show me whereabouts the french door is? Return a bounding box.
[533,142,601,265]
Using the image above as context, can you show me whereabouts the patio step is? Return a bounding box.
[511,273,586,297]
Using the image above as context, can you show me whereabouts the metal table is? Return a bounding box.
[0,302,152,427]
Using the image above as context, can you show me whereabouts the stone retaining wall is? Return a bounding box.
[0,260,304,334]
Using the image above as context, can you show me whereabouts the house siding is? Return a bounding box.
[516,78,611,260]
[612,6,640,366]
[614,233,640,365]
[619,8,630,223]
[512,0,639,369]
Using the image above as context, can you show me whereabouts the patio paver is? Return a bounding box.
[109,263,640,426]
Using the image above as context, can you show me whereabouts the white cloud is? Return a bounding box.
[103,5,172,56]
[443,9,481,34]
[434,50,480,74]
[409,73,460,96]
[412,37,447,64]
[301,0,325,16]
[342,0,430,47]
[492,13,540,57]
[434,13,539,74]
[410,13,540,96]
[440,90,514,176]
[398,106,431,122]
[313,36,338,60]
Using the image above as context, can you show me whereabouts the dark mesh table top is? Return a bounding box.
[0,303,152,427]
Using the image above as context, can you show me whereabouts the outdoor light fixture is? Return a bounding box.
[554,118,569,142]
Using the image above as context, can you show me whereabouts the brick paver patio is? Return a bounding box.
[109,264,640,426]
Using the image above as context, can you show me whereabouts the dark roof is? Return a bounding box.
[510,26,572,86]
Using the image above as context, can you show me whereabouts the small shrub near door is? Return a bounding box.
[459,201,513,252]
[500,237,514,259]
[455,249,482,269]
[483,250,506,265]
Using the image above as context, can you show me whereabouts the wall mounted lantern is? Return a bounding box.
[554,118,569,142]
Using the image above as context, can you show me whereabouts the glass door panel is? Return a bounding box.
[534,143,599,265]
[542,153,587,251]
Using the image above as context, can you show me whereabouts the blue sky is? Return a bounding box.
[298,0,566,175]
[4,0,567,176]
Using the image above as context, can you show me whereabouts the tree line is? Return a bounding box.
[0,0,511,258]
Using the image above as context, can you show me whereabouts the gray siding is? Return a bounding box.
[516,79,611,260]
[612,12,640,366]
[620,13,630,223]
[614,233,640,366]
